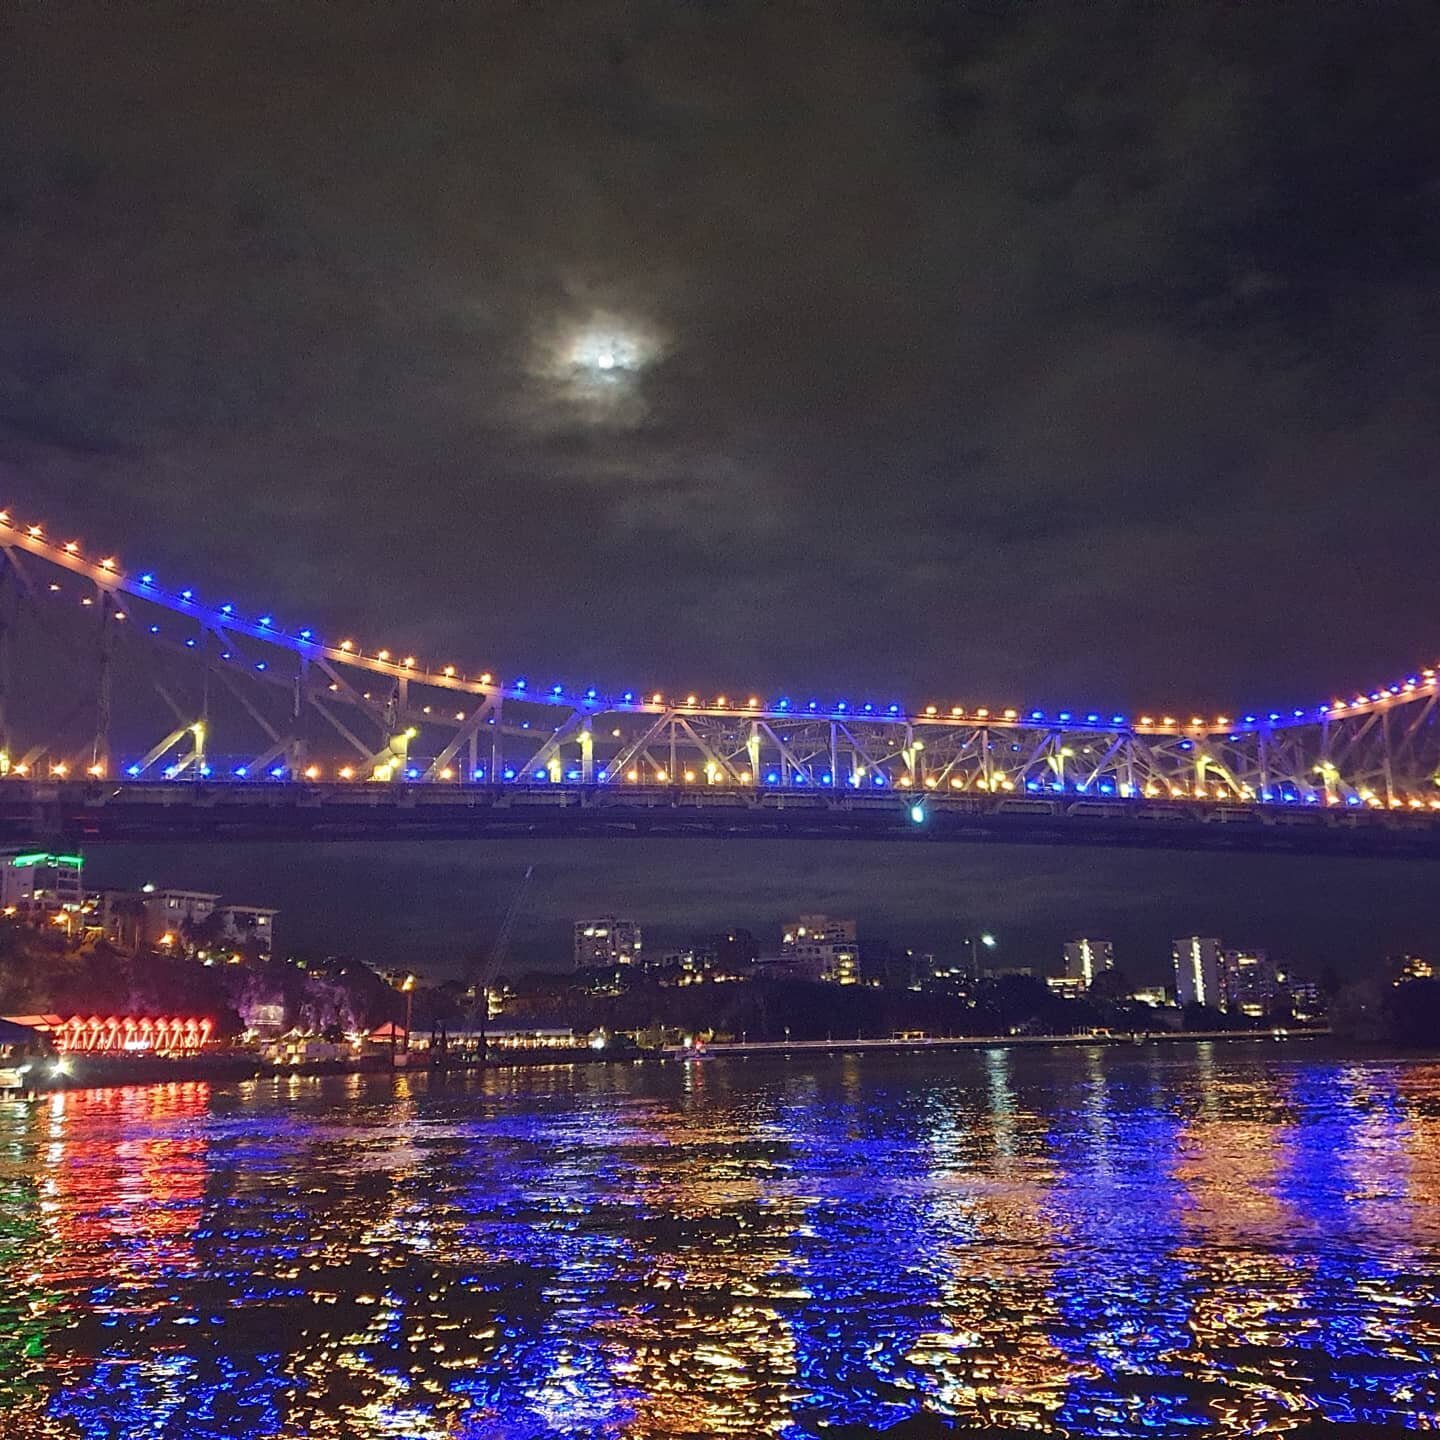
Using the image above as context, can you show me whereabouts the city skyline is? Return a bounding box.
[81,837,1436,982]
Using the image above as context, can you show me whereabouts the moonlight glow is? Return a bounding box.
[567,327,648,381]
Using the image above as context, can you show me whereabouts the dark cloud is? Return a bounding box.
[3,2,1438,968]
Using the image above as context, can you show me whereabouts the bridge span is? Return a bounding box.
[4,777,1439,856]
[0,506,1437,855]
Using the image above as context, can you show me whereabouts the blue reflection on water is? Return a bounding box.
[1045,1057,1203,1434]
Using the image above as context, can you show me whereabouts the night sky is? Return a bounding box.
[4,3,1439,978]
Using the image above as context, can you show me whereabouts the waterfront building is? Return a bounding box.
[780,915,860,985]
[0,849,84,922]
[1285,975,1325,1020]
[1129,985,1172,1007]
[752,951,826,983]
[1393,954,1435,982]
[1063,937,1114,988]
[1173,936,1224,1009]
[1222,948,1281,1017]
[1045,975,1087,1000]
[216,904,277,958]
[574,916,642,969]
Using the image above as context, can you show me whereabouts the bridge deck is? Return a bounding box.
[2,780,1438,855]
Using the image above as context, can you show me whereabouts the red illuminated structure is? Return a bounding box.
[3,1014,214,1054]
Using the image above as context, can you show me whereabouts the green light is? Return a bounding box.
[9,853,83,868]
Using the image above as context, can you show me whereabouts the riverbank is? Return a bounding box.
[3,1025,1339,1095]
[673,1025,1330,1060]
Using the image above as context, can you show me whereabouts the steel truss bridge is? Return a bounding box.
[0,508,1437,855]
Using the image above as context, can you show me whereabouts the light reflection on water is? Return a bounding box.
[1,1043,1438,1438]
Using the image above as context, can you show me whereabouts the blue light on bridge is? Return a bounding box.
[821,772,832,784]
[873,773,886,786]
[908,802,926,824]
[566,769,581,781]
[255,662,267,671]
[585,687,597,700]
[233,766,248,778]
[533,769,546,780]
[258,615,272,627]
[1087,713,1099,723]
[837,701,848,711]
[139,573,154,585]
[185,638,196,647]
[472,768,485,781]
[503,768,516,780]
[515,678,527,690]
[149,625,159,634]
[199,764,211,777]
[766,771,780,784]
[1031,710,1044,720]
[1027,780,1041,791]
[180,589,193,601]
[889,703,900,714]
[268,766,284,779]
[597,770,608,781]
[126,763,141,777]
[299,629,312,641]
[1059,711,1071,721]
[863,703,874,713]
[220,603,234,614]
[551,684,564,696]
[778,697,790,710]
[406,767,419,779]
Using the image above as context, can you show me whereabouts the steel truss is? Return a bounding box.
[0,509,1437,821]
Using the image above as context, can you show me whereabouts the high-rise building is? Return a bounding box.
[1222,948,1280,1017]
[781,915,860,985]
[1063,938,1114,988]
[1173,936,1223,1009]
[574,916,642,969]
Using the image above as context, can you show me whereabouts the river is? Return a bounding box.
[1,1041,1437,1437]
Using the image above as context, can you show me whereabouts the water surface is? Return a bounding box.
[2,1041,1438,1437]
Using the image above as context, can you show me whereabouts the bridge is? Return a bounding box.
[0,507,1437,855]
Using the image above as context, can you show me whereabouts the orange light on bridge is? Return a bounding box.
[626,769,639,782]
[443,665,456,677]
[304,765,321,780]
[403,656,416,669]
[339,639,355,651]
[26,525,41,537]
[440,766,454,780]
[924,705,937,716]
[951,706,964,716]
[339,766,355,779]
[63,540,78,553]
[377,649,391,661]
[100,556,116,570]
